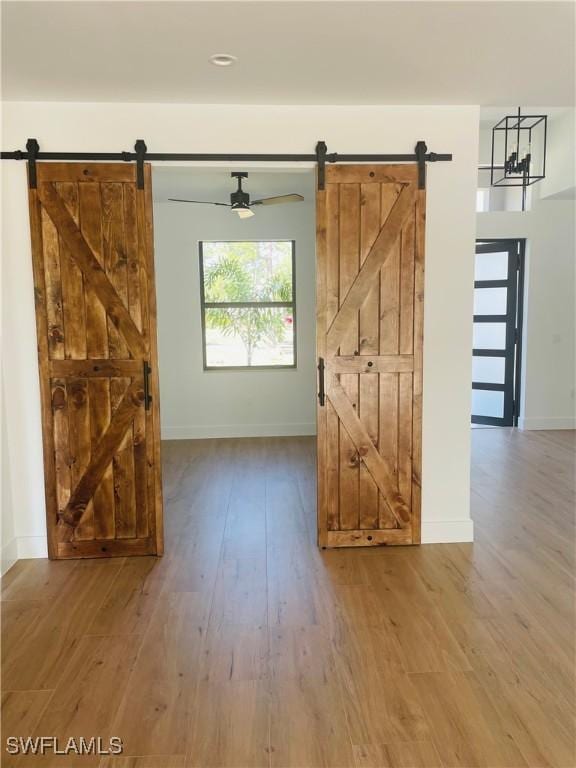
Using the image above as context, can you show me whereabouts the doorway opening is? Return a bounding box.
[471,238,525,427]
[153,165,318,569]
[153,162,426,550]
[152,166,316,443]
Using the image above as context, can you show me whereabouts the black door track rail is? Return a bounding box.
[2,139,452,191]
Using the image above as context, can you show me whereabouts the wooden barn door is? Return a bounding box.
[28,163,164,559]
[316,165,424,547]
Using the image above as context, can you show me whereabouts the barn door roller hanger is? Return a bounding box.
[2,138,452,191]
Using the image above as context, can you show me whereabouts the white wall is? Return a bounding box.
[154,173,317,439]
[1,379,18,574]
[540,109,575,200]
[477,111,576,429]
[1,102,479,560]
[2,149,50,569]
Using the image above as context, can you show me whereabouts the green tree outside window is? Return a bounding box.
[201,241,295,367]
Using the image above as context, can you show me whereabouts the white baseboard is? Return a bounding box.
[421,519,474,544]
[162,423,317,440]
[17,535,48,559]
[517,417,576,430]
[1,535,48,576]
[1,537,18,576]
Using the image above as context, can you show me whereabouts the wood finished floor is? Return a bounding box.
[2,429,575,768]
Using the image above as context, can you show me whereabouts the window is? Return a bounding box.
[199,240,296,369]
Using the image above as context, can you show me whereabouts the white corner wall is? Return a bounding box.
[540,109,575,200]
[154,178,317,439]
[1,102,479,560]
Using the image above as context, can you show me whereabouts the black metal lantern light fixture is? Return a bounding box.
[490,107,547,210]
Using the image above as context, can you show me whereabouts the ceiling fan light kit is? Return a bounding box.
[229,172,254,217]
[235,207,255,219]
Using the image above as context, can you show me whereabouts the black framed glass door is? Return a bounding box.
[472,240,525,426]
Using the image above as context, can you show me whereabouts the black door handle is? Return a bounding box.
[317,357,325,406]
[143,361,152,410]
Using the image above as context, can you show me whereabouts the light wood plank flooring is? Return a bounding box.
[2,429,575,767]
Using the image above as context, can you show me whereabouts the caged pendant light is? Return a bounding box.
[490,107,547,211]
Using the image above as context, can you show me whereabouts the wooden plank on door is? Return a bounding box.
[316,178,328,544]
[28,162,163,559]
[316,165,424,547]
[412,190,426,543]
[141,164,164,554]
[359,182,381,530]
[338,183,360,531]
[79,181,115,540]
[324,182,340,532]
[378,182,403,529]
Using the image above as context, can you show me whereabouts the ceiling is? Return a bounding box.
[2,2,574,106]
[152,168,314,204]
[479,106,571,125]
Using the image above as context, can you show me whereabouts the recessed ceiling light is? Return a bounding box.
[209,54,237,67]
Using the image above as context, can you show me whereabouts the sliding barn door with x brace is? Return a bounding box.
[28,162,164,559]
[316,164,424,547]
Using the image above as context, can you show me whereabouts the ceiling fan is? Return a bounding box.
[169,172,304,219]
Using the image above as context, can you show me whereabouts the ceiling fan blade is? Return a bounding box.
[250,194,304,206]
[168,199,230,207]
